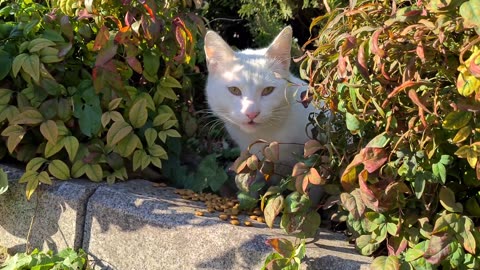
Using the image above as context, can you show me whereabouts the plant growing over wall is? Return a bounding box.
[0,0,205,198]
[299,0,480,268]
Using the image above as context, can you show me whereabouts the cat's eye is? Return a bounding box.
[262,86,275,96]
[228,86,242,96]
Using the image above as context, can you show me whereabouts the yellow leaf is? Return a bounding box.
[12,53,28,77]
[101,112,111,127]
[114,133,141,157]
[71,160,88,178]
[25,177,39,200]
[452,126,471,143]
[44,140,64,158]
[129,98,148,128]
[40,120,58,143]
[108,98,123,110]
[2,125,26,153]
[106,121,132,147]
[19,171,38,184]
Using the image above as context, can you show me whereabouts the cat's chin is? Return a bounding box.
[239,122,261,133]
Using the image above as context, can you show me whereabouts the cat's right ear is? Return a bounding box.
[204,31,235,72]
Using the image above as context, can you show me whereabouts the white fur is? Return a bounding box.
[204,27,314,168]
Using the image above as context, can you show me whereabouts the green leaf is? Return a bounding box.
[129,98,148,128]
[48,160,70,180]
[144,128,157,147]
[356,234,381,256]
[238,191,258,210]
[37,171,52,185]
[443,111,472,130]
[439,186,463,213]
[346,112,361,133]
[0,50,12,81]
[148,144,167,159]
[370,256,400,270]
[432,162,446,184]
[340,190,365,219]
[40,120,58,143]
[1,125,26,153]
[160,76,183,88]
[22,54,40,82]
[114,133,141,157]
[264,195,284,228]
[366,132,390,148]
[26,157,48,172]
[13,109,44,125]
[0,88,12,105]
[12,53,28,77]
[0,169,8,195]
[28,38,56,53]
[424,233,451,264]
[107,121,133,147]
[85,164,103,182]
[44,140,64,158]
[297,211,321,238]
[143,49,159,82]
[460,0,480,33]
[63,136,79,162]
[414,173,426,199]
[404,242,426,262]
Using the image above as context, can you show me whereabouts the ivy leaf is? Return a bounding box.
[25,176,39,200]
[114,133,141,157]
[452,125,471,143]
[22,54,40,82]
[1,125,26,153]
[85,164,103,182]
[26,157,48,172]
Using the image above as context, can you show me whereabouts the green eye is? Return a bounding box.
[262,86,275,96]
[228,86,242,96]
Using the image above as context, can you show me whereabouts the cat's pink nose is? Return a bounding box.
[246,111,260,120]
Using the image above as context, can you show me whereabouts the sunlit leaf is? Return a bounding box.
[107,121,133,147]
[264,195,284,228]
[48,160,70,180]
[370,256,400,270]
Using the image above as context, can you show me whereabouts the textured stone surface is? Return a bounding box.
[0,165,99,253]
[84,180,371,270]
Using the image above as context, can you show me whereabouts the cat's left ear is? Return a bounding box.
[265,26,293,71]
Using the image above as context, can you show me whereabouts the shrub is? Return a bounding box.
[0,0,205,198]
[300,0,480,268]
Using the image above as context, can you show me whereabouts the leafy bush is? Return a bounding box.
[1,248,89,270]
[0,0,205,198]
[300,0,480,268]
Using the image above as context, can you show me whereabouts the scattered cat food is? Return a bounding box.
[249,215,258,221]
[230,215,238,220]
[195,211,204,216]
[230,220,240,226]
[244,221,253,227]
[219,214,228,221]
[257,217,266,223]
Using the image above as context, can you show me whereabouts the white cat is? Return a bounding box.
[204,26,314,173]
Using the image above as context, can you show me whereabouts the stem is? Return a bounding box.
[25,187,42,254]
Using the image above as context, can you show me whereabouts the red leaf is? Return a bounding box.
[143,3,155,20]
[60,16,73,42]
[469,52,480,78]
[416,42,426,63]
[173,17,193,63]
[408,89,432,114]
[362,147,387,173]
[266,238,294,257]
[127,57,143,74]
[304,140,324,157]
[95,44,118,67]
[356,41,370,80]
[371,28,386,58]
[424,233,451,264]
[93,26,110,51]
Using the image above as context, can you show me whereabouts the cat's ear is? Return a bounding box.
[204,31,235,72]
[265,26,293,71]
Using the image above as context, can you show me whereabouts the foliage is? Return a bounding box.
[0,168,8,195]
[300,0,480,268]
[0,0,205,198]
[1,248,90,270]
[261,238,306,270]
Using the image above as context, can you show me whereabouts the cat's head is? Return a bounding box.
[204,26,294,133]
